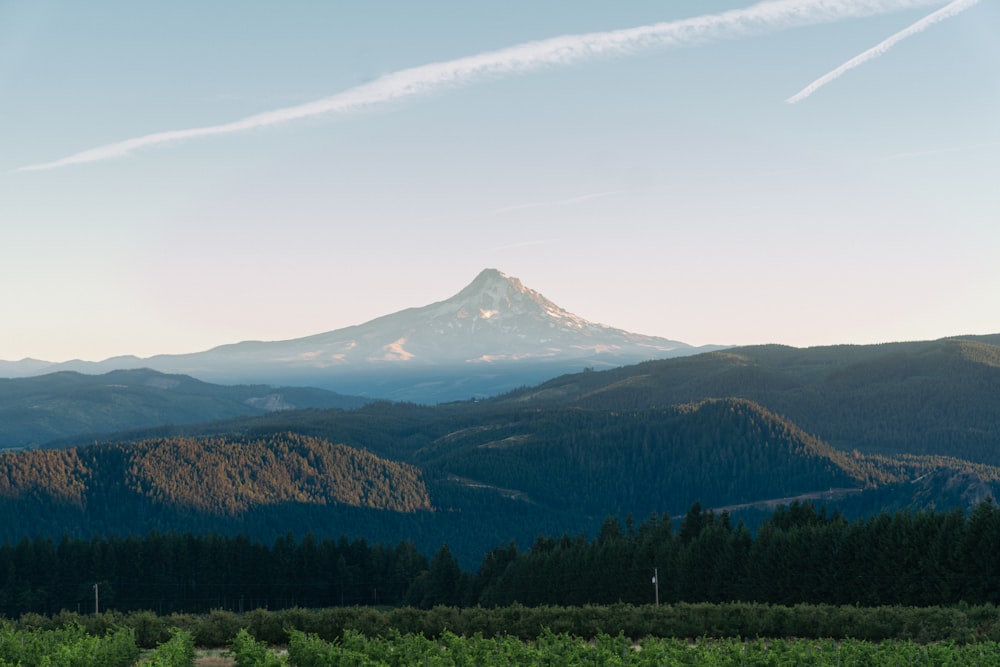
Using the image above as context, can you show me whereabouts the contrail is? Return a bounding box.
[20,0,945,171]
[786,0,980,103]
[492,191,622,214]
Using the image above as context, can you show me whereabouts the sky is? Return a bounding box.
[2,0,998,363]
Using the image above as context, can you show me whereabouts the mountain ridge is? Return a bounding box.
[0,368,366,449]
[4,390,998,566]
[3,335,1000,564]
[491,335,1000,464]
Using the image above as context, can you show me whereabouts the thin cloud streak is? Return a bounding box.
[786,0,980,103]
[20,0,945,171]
[492,191,623,214]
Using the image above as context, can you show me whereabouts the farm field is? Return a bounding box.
[5,602,1000,666]
[231,629,1000,666]
[6,622,1000,667]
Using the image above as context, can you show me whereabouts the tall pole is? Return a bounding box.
[93,583,99,615]
[653,568,659,606]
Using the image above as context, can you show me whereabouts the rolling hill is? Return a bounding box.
[0,368,366,448]
[8,396,999,565]
[0,432,432,548]
[2,333,999,564]
[495,336,1000,464]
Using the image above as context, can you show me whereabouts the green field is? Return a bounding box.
[237,628,1000,666]
[5,621,1000,667]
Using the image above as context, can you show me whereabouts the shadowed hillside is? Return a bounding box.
[417,399,884,516]
[495,337,1000,464]
[0,368,366,448]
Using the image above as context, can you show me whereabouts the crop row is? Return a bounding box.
[12,602,1000,647]
[232,629,1000,667]
[0,624,196,667]
[3,622,1000,667]
[0,623,140,667]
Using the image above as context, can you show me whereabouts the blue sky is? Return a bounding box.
[2,0,998,362]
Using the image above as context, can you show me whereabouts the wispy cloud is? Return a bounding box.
[492,191,623,215]
[20,0,945,171]
[786,0,979,103]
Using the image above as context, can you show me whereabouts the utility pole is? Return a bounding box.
[652,568,659,606]
[93,583,99,615]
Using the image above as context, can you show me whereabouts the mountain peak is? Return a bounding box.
[445,269,572,325]
[8,268,706,402]
[470,267,511,285]
[457,268,524,297]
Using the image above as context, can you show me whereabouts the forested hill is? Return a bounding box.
[0,433,430,543]
[22,392,1000,565]
[85,397,895,514]
[416,399,880,517]
[495,336,1000,465]
[5,335,1000,565]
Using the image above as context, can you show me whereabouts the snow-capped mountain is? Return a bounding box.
[1,269,718,402]
[253,268,693,365]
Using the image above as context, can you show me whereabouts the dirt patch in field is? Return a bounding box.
[195,649,234,666]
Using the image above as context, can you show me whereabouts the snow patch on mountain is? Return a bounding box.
[373,337,415,362]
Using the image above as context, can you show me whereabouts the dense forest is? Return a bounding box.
[477,501,1000,608]
[5,399,1000,566]
[0,433,429,516]
[3,501,1000,617]
[2,335,998,572]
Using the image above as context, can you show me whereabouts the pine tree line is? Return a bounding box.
[2,500,999,617]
